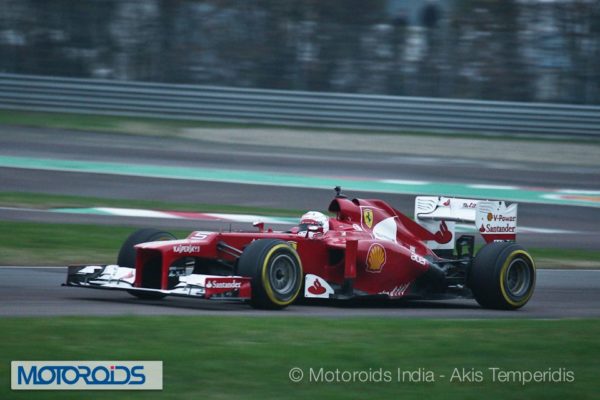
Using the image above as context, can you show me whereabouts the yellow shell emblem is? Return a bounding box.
[287,241,298,250]
[366,243,386,273]
[363,208,374,229]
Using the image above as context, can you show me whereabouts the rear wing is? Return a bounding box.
[415,196,517,250]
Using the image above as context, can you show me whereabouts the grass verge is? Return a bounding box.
[0,317,598,399]
[0,221,188,266]
[0,220,599,268]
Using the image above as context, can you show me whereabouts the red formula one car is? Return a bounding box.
[65,188,536,310]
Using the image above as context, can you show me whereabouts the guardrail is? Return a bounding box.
[1,73,599,137]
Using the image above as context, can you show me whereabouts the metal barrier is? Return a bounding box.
[0,73,599,137]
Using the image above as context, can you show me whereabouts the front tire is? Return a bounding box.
[118,228,176,300]
[237,239,303,309]
[469,242,536,310]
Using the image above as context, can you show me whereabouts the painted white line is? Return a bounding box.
[542,193,600,204]
[95,207,183,219]
[557,189,600,195]
[205,213,296,225]
[468,184,519,190]
[379,179,429,185]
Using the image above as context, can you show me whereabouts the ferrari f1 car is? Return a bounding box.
[65,187,536,310]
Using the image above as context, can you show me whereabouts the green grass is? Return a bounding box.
[0,221,188,266]
[1,109,596,144]
[0,220,599,268]
[0,317,597,399]
[0,191,303,217]
[529,248,600,264]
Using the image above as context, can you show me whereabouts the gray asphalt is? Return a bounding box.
[0,267,598,318]
[1,126,599,249]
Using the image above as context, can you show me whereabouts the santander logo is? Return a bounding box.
[308,279,327,295]
[434,221,452,244]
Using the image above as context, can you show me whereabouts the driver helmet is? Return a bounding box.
[299,211,330,234]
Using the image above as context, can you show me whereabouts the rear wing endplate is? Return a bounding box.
[415,196,517,249]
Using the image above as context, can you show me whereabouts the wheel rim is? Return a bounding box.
[504,258,532,299]
[268,254,298,298]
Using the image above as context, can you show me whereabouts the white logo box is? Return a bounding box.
[11,361,162,390]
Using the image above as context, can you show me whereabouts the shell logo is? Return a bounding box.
[487,212,494,221]
[366,243,386,273]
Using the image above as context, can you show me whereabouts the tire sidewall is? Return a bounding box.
[238,239,303,309]
[497,248,536,308]
[470,242,536,310]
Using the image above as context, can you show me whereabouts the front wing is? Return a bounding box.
[64,265,252,301]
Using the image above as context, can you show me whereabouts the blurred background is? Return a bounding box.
[1,0,599,104]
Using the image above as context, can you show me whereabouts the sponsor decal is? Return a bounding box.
[379,283,410,298]
[462,202,477,208]
[304,274,333,298]
[479,224,516,233]
[11,361,162,390]
[190,232,208,240]
[205,280,241,290]
[366,243,386,273]
[410,252,428,267]
[307,279,327,295]
[433,220,452,244]
[173,244,200,254]
[362,208,374,229]
[442,199,450,206]
[287,241,298,250]
[487,213,516,223]
[352,224,363,232]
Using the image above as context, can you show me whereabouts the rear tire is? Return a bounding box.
[469,242,536,310]
[118,228,176,300]
[237,239,303,309]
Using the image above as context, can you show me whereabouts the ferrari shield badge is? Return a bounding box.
[362,208,374,229]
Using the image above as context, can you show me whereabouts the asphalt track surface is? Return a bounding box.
[0,267,598,318]
[1,126,599,249]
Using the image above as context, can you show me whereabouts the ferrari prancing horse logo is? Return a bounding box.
[363,208,374,229]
